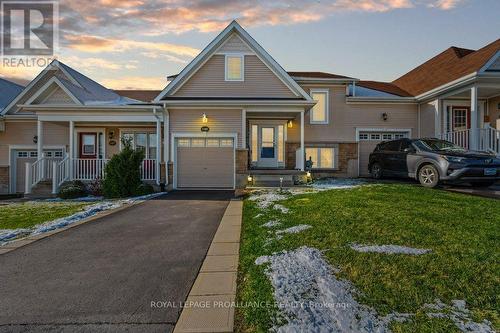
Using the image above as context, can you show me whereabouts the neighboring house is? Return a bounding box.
[0,21,499,194]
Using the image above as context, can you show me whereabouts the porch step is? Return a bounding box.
[25,180,55,199]
[248,173,307,187]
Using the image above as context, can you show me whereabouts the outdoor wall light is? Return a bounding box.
[108,130,115,139]
[33,135,38,144]
[202,113,208,123]
[247,175,253,184]
[382,112,388,121]
[287,120,293,128]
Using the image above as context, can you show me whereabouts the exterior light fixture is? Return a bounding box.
[287,120,293,128]
[382,113,388,121]
[247,175,253,184]
[202,113,208,123]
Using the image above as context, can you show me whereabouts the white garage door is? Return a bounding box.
[14,150,64,193]
[176,137,235,189]
[358,131,409,177]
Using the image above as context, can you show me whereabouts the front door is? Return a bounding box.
[259,127,277,168]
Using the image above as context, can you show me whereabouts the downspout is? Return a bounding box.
[163,103,169,186]
[153,107,161,185]
[417,103,421,138]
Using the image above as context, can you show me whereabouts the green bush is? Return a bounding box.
[58,180,87,199]
[102,137,145,198]
[134,183,155,196]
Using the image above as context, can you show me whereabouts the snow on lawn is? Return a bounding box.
[255,246,409,332]
[310,178,368,190]
[262,220,281,228]
[350,243,432,255]
[276,224,311,235]
[424,300,495,333]
[0,193,163,245]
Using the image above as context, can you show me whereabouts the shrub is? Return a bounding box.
[134,183,155,196]
[88,178,103,197]
[102,137,145,198]
[58,180,87,199]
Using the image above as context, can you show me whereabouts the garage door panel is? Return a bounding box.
[359,142,378,177]
[176,141,234,188]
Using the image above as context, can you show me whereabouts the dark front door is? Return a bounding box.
[79,133,97,159]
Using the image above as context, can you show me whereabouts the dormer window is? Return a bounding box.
[225,55,244,81]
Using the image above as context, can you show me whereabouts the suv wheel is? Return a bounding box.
[371,163,383,179]
[418,164,439,188]
[471,180,495,188]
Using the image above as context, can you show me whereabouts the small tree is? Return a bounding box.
[103,137,144,198]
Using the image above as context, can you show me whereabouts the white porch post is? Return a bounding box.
[241,109,246,149]
[37,120,44,179]
[434,99,442,138]
[69,120,74,179]
[300,111,305,171]
[470,86,478,150]
[163,109,169,185]
[156,116,161,185]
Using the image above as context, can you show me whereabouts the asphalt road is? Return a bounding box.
[0,191,233,333]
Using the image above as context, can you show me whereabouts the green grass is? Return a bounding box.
[0,201,91,230]
[236,184,500,332]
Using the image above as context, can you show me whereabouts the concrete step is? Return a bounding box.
[25,180,55,199]
[249,174,296,187]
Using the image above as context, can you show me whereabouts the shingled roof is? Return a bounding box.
[114,90,162,103]
[393,39,500,96]
[357,81,413,97]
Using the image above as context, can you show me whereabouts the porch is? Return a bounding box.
[436,85,500,154]
[25,112,164,195]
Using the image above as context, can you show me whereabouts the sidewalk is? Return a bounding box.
[174,200,243,333]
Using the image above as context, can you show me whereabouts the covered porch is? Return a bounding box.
[25,107,165,195]
[436,84,500,154]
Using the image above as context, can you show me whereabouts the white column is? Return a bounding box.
[300,111,305,171]
[434,99,442,138]
[241,109,246,149]
[156,117,161,185]
[470,86,478,150]
[163,109,169,185]
[37,120,43,158]
[25,162,32,194]
[69,120,74,179]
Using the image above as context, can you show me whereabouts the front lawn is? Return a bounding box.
[0,201,91,230]
[236,184,499,332]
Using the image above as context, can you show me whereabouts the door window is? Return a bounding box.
[453,108,467,130]
[82,134,96,156]
[261,127,275,158]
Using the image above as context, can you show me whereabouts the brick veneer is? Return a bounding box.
[235,149,248,174]
[0,166,9,194]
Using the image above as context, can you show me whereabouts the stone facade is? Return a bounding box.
[0,166,9,194]
[235,149,249,188]
[286,143,300,170]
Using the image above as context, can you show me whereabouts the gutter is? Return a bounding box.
[346,97,417,104]
[161,99,316,107]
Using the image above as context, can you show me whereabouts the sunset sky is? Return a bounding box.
[1,0,499,90]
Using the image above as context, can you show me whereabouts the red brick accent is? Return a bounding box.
[0,166,9,194]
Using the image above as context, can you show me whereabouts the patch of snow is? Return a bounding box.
[424,300,495,333]
[263,220,281,228]
[248,191,288,209]
[254,213,263,219]
[350,244,431,255]
[276,224,311,235]
[0,193,164,246]
[255,246,408,332]
[273,204,289,214]
[43,195,104,202]
[311,178,367,190]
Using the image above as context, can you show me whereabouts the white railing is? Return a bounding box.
[441,129,470,149]
[73,158,109,181]
[479,125,500,155]
[26,157,45,193]
[140,159,156,180]
[52,157,70,194]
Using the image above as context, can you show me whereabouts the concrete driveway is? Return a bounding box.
[0,191,233,333]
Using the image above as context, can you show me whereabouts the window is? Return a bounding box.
[122,131,158,159]
[278,125,284,163]
[453,108,467,130]
[382,140,401,152]
[359,133,369,140]
[394,133,406,139]
[305,147,335,169]
[251,125,258,162]
[370,133,381,140]
[82,134,96,156]
[310,90,328,124]
[220,139,233,147]
[178,138,190,147]
[382,133,393,140]
[206,139,219,147]
[191,139,205,147]
[17,151,28,158]
[225,55,244,81]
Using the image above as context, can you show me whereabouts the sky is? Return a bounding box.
[1,0,499,90]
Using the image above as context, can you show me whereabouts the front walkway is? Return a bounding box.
[0,191,233,333]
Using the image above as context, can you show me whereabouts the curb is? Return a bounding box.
[0,195,163,255]
[174,199,243,333]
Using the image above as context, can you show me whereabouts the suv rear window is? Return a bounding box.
[378,140,400,152]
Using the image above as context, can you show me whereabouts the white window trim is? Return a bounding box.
[120,130,158,160]
[225,54,244,81]
[306,147,336,169]
[309,89,329,125]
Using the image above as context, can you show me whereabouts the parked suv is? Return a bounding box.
[368,138,500,188]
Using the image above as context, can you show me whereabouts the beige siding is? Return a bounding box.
[488,96,500,129]
[419,103,436,137]
[287,85,418,143]
[217,33,253,53]
[174,55,296,98]
[169,109,243,148]
[0,121,69,164]
[40,86,75,104]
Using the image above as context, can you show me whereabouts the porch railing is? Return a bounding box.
[140,159,156,180]
[441,129,470,149]
[73,158,109,181]
[441,126,500,155]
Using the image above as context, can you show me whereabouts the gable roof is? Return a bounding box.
[155,20,312,102]
[393,39,500,96]
[0,78,24,111]
[2,60,138,114]
[288,71,355,80]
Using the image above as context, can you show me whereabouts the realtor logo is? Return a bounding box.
[1,0,58,56]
